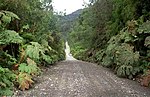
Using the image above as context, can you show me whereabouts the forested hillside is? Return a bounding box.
[0,0,65,96]
[58,9,83,39]
[69,0,150,86]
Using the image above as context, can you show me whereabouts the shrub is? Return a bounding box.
[0,67,16,96]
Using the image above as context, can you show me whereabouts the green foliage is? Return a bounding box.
[19,58,40,75]
[22,24,29,30]
[16,72,34,91]
[70,44,87,60]
[114,43,140,66]
[0,11,20,25]
[1,14,11,24]
[0,52,17,68]
[95,49,105,63]
[69,0,113,59]
[139,60,150,74]
[25,42,42,60]
[25,41,61,64]
[21,33,35,42]
[42,54,53,64]
[102,55,113,67]
[0,67,16,96]
[96,21,149,78]
[0,30,23,45]
[116,65,140,79]
[0,0,65,95]
[0,11,23,45]
[3,11,20,20]
[0,11,20,31]
[113,43,140,78]
[138,21,150,34]
[68,0,150,85]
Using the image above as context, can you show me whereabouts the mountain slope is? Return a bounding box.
[58,9,83,39]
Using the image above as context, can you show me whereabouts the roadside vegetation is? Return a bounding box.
[69,0,150,86]
[0,0,65,96]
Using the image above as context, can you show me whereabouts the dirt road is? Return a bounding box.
[13,42,150,97]
[14,60,150,97]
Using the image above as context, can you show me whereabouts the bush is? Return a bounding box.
[95,20,150,78]
[0,67,16,96]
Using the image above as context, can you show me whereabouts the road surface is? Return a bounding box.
[14,42,150,97]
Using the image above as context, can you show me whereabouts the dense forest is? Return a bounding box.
[0,0,150,96]
[0,0,65,96]
[69,0,150,86]
[58,9,83,39]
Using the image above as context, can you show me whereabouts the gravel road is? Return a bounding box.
[14,60,150,97]
[13,42,150,97]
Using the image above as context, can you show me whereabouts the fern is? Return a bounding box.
[0,67,16,96]
[102,55,113,67]
[0,11,20,27]
[17,58,41,91]
[0,30,23,45]
[25,42,42,60]
[18,58,40,75]
[21,33,35,42]
[101,26,141,78]
[117,65,133,78]
[95,49,105,63]
[117,65,141,79]
[114,43,140,66]
[17,72,34,91]
[0,51,17,68]
[25,42,56,64]
[42,54,53,64]
[4,11,20,20]
[0,11,22,45]
[17,58,40,91]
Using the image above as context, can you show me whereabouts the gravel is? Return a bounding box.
[13,60,150,97]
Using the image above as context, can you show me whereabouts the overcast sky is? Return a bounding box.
[52,0,89,14]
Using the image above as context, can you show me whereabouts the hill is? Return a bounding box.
[58,9,83,39]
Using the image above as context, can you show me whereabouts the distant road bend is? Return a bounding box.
[15,41,150,97]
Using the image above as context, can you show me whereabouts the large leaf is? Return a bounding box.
[19,58,40,75]
[42,54,53,64]
[17,72,34,91]
[4,11,20,20]
[25,42,53,64]
[25,42,42,60]
[0,30,23,44]
[1,15,11,24]
[114,43,140,66]
[0,11,20,24]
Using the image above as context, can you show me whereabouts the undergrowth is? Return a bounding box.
[0,10,65,96]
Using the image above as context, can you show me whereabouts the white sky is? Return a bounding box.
[52,0,89,14]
